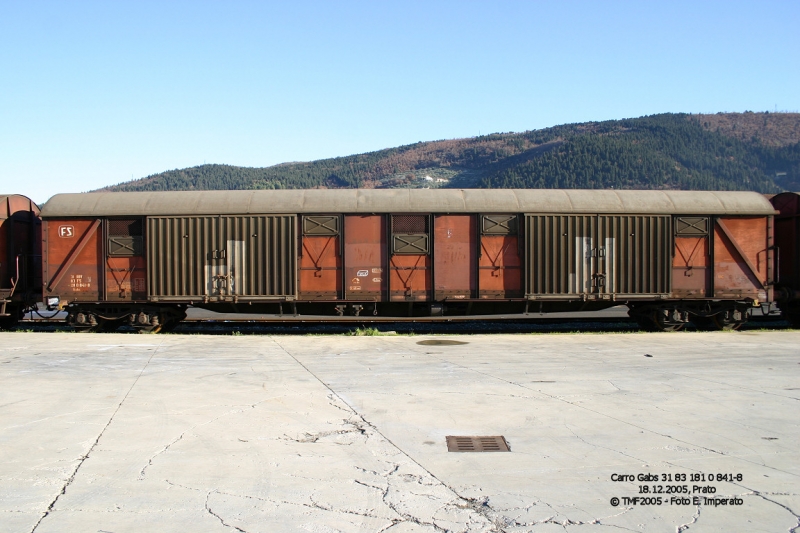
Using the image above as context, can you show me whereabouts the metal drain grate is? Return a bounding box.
[446,436,510,452]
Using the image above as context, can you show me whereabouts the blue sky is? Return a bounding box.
[1,0,798,203]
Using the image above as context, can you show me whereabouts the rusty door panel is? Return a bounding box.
[713,217,771,300]
[299,235,341,299]
[344,215,386,300]
[43,219,104,301]
[104,218,146,301]
[672,237,710,297]
[479,235,522,298]
[105,256,147,300]
[389,254,430,301]
[433,215,475,300]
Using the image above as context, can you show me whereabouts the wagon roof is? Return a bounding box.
[40,189,777,217]
[1,194,40,218]
[769,191,800,216]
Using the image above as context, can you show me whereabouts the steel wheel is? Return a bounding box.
[653,312,686,332]
[712,313,747,331]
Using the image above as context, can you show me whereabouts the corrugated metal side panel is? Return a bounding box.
[526,215,594,296]
[598,215,671,295]
[265,215,296,296]
[147,216,295,299]
[148,217,214,297]
[219,216,296,297]
[526,214,671,297]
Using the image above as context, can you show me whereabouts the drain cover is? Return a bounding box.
[417,339,469,346]
[446,436,510,452]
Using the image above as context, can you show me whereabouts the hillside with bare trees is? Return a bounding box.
[99,112,800,193]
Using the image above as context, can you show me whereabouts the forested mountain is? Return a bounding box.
[99,112,800,193]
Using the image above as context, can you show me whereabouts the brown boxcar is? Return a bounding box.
[39,189,776,331]
[770,192,800,326]
[0,194,41,328]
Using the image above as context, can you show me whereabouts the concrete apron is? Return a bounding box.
[0,331,798,533]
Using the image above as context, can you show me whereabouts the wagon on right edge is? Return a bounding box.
[770,191,800,327]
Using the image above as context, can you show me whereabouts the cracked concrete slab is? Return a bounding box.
[0,331,798,532]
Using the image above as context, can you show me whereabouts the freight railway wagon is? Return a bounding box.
[39,189,776,332]
[0,194,41,329]
[770,192,800,326]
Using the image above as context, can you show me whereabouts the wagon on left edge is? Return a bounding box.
[0,194,41,329]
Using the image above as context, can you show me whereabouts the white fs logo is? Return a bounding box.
[58,225,74,238]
